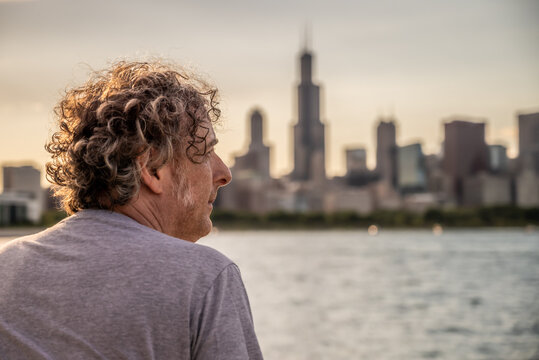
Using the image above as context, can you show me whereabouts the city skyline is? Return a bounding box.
[1,0,538,186]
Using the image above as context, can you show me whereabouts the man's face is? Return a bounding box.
[163,121,231,242]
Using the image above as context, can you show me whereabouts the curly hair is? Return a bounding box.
[45,60,221,214]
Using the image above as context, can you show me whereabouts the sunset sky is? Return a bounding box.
[1,0,538,186]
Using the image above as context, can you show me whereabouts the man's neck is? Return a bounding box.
[114,194,166,235]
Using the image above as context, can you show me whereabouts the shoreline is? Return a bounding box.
[0,227,45,238]
[1,225,536,237]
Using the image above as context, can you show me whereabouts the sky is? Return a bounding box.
[1,0,538,186]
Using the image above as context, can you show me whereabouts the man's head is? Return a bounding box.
[46,60,231,240]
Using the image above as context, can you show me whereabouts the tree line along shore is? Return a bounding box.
[210,206,538,229]
[1,206,537,230]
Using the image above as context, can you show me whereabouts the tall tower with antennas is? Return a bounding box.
[291,31,326,181]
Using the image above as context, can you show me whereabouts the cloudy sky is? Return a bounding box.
[1,0,538,185]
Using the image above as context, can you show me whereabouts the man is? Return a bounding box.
[0,60,264,359]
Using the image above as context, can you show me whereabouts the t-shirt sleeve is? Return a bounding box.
[191,264,264,360]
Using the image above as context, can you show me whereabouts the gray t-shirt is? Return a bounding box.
[0,209,263,360]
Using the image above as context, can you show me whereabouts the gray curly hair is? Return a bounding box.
[45,60,220,214]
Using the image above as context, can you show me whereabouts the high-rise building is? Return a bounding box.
[0,165,43,224]
[344,147,378,187]
[443,118,488,204]
[217,109,272,213]
[233,109,271,180]
[516,167,539,207]
[424,154,444,195]
[345,148,367,174]
[488,144,508,173]
[518,111,539,173]
[3,165,41,196]
[291,47,326,182]
[463,173,511,207]
[397,143,426,193]
[375,119,397,187]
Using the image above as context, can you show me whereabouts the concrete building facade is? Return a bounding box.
[397,143,426,194]
[233,109,271,181]
[346,148,367,174]
[463,173,511,207]
[375,119,397,188]
[1,165,44,224]
[488,144,508,173]
[442,118,489,205]
[518,111,539,173]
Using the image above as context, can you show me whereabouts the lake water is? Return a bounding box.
[200,229,539,360]
[2,228,538,359]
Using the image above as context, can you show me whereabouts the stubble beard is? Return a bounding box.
[170,157,214,240]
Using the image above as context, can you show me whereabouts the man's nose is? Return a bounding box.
[213,153,232,187]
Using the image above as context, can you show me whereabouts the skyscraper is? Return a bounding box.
[3,165,41,196]
[346,148,368,174]
[397,143,426,193]
[516,111,539,207]
[488,144,508,173]
[217,109,272,212]
[518,111,539,172]
[291,47,326,182]
[1,165,43,224]
[375,119,397,187]
[233,109,270,180]
[443,118,488,204]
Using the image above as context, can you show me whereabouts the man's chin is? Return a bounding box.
[172,220,211,242]
[203,219,213,236]
[193,218,213,241]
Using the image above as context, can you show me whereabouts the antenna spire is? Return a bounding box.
[303,22,312,51]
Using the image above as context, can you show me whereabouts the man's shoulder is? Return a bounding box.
[1,209,235,292]
[0,233,34,254]
[59,209,234,275]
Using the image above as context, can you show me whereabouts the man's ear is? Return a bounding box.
[140,163,165,195]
